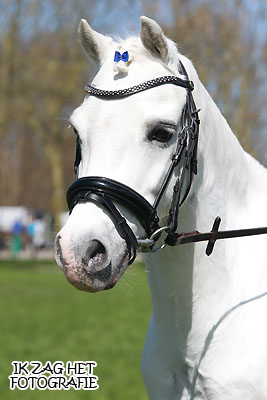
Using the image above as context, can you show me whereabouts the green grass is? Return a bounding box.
[0,259,151,399]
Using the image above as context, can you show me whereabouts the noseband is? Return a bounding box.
[67,177,160,264]
[67,61,267,264]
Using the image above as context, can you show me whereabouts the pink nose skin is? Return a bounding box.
[56,233,75,267]
[55,233,113,292]
[55,233,87,290]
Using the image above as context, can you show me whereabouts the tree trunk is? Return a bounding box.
[44,143,65,232]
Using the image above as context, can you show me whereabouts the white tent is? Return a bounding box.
[0,206,29,232]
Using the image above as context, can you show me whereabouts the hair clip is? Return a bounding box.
[114,51,129,62]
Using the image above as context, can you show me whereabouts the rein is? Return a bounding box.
[67,62,267,264]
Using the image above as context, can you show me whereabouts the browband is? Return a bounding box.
[84,75,194,99]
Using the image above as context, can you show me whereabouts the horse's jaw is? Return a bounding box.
[55,203,130,292]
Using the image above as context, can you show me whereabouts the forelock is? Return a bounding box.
[114,36,181,75]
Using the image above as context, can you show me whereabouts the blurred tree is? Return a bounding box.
[141,0,267,162]
[0,0,22,137]
[0,0,120,229]
[0,0,266,232]
[21,24,89,228]
[0,0,26,206]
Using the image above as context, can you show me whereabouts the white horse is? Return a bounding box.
[55,16,267,399]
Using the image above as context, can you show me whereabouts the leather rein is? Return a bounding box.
[67,62,267,264]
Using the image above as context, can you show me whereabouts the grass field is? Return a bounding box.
[0,259,151,399]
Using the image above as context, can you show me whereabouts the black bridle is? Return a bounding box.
[67,62,267,264]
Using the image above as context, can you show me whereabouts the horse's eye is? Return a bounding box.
[147,125,174,143]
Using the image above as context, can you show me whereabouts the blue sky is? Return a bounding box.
[2,0,265,44]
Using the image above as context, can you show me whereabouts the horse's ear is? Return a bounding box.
[79,19,112,64]
[140,16,168,62]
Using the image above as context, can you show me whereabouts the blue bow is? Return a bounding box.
[114,51,129,62]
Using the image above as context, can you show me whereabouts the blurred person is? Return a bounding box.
[27,218,35,256]
[0,230,5,249]
[32,217,46,251]
[11,220,24,258]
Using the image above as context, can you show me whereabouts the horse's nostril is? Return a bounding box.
[90,240,106,259]
[82,240,108,272]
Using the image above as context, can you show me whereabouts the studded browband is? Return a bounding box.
[84,75,194,99]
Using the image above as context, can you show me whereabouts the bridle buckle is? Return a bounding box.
[137,226,169,253]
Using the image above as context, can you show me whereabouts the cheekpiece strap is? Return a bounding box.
[84,75,194,99]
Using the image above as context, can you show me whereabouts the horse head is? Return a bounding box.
[55,17,199,292]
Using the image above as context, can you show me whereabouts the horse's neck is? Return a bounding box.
[195,81,248,203]
[144,76,266,351]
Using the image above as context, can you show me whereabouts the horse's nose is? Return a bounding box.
[55,233,113,291]
[56,234,111,279]
[56,234,108,271]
